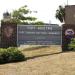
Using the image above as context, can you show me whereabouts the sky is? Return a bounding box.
[0,0,74,25]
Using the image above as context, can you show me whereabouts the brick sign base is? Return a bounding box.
[62,24,75,51]
[1,22,17,48]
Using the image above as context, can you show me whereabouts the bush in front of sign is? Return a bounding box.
[68,38,75,50]
[0,47,25,64]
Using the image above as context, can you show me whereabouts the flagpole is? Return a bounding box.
[67,0,68,5]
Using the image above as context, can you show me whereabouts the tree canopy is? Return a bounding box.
[11,5,44,25]
[55,5,65,23]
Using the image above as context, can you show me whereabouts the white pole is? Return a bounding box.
[67,0,68,5]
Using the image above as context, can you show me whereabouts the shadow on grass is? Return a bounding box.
[0,52,62,65]
[26,50,75,60]
[26,52,62,60]
[0,50,74,65]
[0,59,27,65]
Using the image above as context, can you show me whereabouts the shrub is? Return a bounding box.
[0,47,25,64]
[68,38,75,50]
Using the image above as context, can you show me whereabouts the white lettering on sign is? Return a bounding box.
[17,25,61,45]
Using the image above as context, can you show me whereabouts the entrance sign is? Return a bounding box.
[17,25,61,45]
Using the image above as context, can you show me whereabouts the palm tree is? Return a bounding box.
[55,6,65,23]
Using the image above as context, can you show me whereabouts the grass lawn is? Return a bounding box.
[21,45,62,58]
[0,45,75,75]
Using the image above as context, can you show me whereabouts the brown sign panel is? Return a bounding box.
[1,22,17,48]
[62,24,75,51]
[65,5,75,24]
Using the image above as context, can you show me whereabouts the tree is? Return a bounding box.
[55,5,65,23]
[11,5,44,25]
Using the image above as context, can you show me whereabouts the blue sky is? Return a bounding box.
[0,0,74,25]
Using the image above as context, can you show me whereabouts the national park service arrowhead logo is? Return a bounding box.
[4,26,14,38]
[65,29,74,36]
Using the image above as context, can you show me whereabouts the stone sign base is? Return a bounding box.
[1,22,17,48]
[62,24,75,51]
